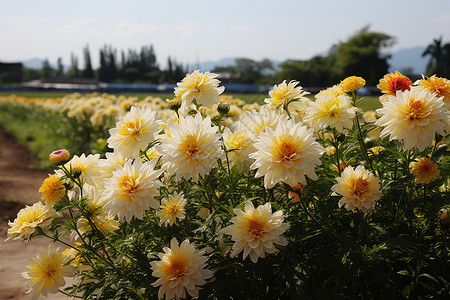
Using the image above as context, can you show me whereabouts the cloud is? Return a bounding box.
[438,13,450,23]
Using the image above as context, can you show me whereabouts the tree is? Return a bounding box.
[82,45,94,78]
[422,36,450,77]
[99,45,118,82]
[56,57,64,77]
[41,58,53,78]
[67,53,79,78]
[332,26,394,85]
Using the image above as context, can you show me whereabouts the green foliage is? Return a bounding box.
[422,36,450,78]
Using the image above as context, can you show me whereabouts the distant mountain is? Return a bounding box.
[23,57,44,69]
[197,57,237,72]
[388,46,428,74]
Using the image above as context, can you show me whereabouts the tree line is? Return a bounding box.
[19,27,450,87]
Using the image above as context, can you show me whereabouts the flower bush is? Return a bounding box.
[6,71,450,299]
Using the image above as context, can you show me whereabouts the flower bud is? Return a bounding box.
[49,149,70,165]
[339,76,366,93]
[167,97,182,112]
[217,102,231,115]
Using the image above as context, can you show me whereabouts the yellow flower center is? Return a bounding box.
[118,175,139,196]
[247,218,265,238]
[351,177,369,198]
[274,135,298,162]
[165,202,180,216]
[181,134,200,159]
[407,98,428,120]
[169,258,187,279]
[121,119,143,138]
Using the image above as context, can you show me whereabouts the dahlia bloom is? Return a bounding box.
[410,157,440,184]
[39,174,66,206]
[331,165,381,213]
[376,88,446,151]
[157,113,222,183]
[174,70,225,110]
[377,71,413,103]
[241,106,289,136]
[151,238,213,299]
[62,153,102,186]
[22,246,75,300]
[415,74,450,106]
[249,118,324,189]
[7,202,58,240]
[100,158,163,221]
[222,122,256,174]
[303,93,357,132]
[107,106,163,159]
[223,202,289,263]
[156,192,187,227]
[264,80,310,115]
[338,76,366,93]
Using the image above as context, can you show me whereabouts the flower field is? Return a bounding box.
[2,71,450,299]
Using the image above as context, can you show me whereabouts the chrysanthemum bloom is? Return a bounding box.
[151,238,213,300]
[241,106,288,136]
[415,74,450,106]
[39,174,66,206]
[222,122,256,174]
[331,165,381,213]
[303,93,358,132]
[264,80,310,115]
[7,202,57,240]
[376,88,446,151]
[315,85,345,99]
[410,157,440,184]
[249,118,324,189]
[108,106,162,159]
[338,76,366,93]
[22,246,75,300]
[174,70,225,110]
[223,202,289,263]
[49,149,70,165]
[377,71,413,103]
[100,159,163,221]
[157,113,222,183]
[156,192,187,227]
[62,153,102,186]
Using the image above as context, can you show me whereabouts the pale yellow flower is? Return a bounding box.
[338,76,366,93]
[264,80,310,115]
[63,153,102,186]
[156,192,187,227]
[39,174,66,206]
[303,93,357,132]
[175,70,225,110]
[157,113,222,183]
[223,202,289,263]
[241,106,288,136]
[415,74,450,106]
[331,165,381,212]
[376,88,446,151]
[151,238,213,300]
[22,246,75,300]
[249,118,324,189]
[222,122,256,174]
[7,202,57,240]
[410,157,440,184]
[100,159,163,221]
[108,106,163,159]
[377,71,413,103]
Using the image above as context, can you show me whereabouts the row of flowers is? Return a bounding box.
[5,70,450,299]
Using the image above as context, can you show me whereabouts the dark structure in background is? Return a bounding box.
[0,62,23,83]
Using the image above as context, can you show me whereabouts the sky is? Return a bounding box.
[1,0,449,68]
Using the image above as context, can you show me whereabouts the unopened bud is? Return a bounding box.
[49,149,70,165]
[167,97,182,112]
[217,102,230,115]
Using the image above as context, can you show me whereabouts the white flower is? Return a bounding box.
[223,202,289,263]
[249,118,324,189]
[264,80,310,115]
[107,106,162,159]
[222,121,256,174]
[241,106,288,136]
[156,192,187,227]
[62,153,102,186]
[100,159,163,221]
[376,88,446,151]
[157,113,222,183]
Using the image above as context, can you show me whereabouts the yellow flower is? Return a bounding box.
[49,149,70,165]
[222,122,256,174]
[376,88,446,151]
[303,93,357,132]
[156,192,187,227]
[151,238,213,299]
[331,165,381,213]
[249,118,324,189]
[7,202,57,240]
[264,80,310,114]
[377,71,413,103]
[157,114,223,183]
[175,70,225,110]
[39,174,66,206]
[223,202,289,263]
[338,76,366,93]
[415,74,450,106]
[410,157,440,184]
[22,246,75,300]
[368,146,385,156]
[241,106,288,136]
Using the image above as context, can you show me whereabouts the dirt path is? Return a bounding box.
[0,126,69,300]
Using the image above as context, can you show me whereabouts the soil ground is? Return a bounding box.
[0,126,69,300]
